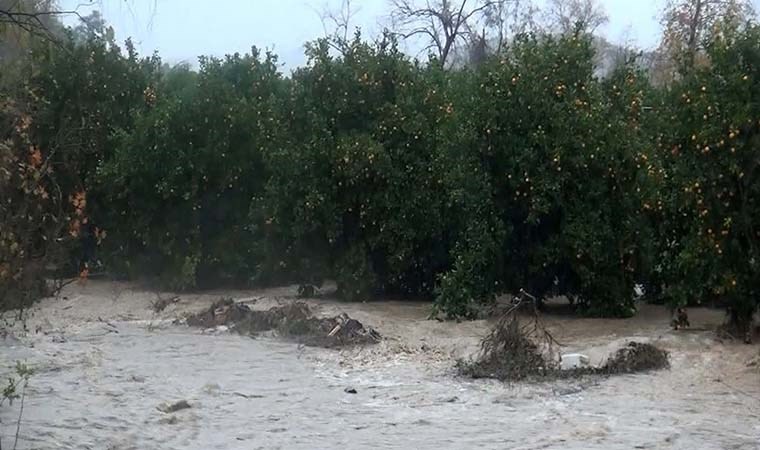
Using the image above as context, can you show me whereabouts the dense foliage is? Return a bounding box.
[0,96,61,310]
[1,15,758,330]
[655,24,760,335]
[263,34,454,301]
[458,34,657,317]
[97,50,285,289]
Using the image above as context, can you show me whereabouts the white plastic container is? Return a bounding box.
[560,353,590,370]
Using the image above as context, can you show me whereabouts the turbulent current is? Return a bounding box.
[1,283,759,449]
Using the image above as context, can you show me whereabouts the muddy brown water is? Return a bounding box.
[1,282,759,449]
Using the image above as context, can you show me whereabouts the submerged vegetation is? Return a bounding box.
[0,1,758,339]
[457,316,671,381]
[456,294,670,381]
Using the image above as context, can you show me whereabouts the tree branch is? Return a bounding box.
[390,0,506,68]
[0,7,85,42]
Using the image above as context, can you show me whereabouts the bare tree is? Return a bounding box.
[659,0,754,70]
[1,1,159,41]
[316,0,360,55]
[543,0,608,35]
[389,0,504,68]
[0,0,82,40]
[481,0,536,52]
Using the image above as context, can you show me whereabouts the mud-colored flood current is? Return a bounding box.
[1,282,758,449]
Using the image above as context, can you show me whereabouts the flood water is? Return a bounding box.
[2,317,759,450]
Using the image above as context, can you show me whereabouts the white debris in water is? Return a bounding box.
[560,353,590,370]
[201,325,230,334]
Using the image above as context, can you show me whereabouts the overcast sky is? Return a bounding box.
[58,0,755,71]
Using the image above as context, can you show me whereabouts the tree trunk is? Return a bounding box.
[686,0,703,69]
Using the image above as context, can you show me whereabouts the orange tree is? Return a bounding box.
[0,21,153,309]
[25,24,160,275]
[597,57,665,305]
[441,32,658,317]
[97,49,286,288]
[260,33,454,300]
[656,23,760,335]
[431,66,508,318]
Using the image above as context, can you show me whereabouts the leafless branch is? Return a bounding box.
[655,0,754,80]
[389,0,507,67]
[542,0,608,35]
[0,4,86,44]
[314,0,360,56]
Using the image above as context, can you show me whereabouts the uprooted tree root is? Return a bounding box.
[457,290,562,381]
[458,290,669,382]
[186,298,381,348]
[457,315,558,381]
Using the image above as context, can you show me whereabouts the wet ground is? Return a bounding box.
[1,281,759,449]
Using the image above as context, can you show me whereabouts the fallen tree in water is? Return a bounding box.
[458,290,669,381]
[186,298,381,348]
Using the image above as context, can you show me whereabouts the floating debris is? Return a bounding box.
[157,400,191,414]
[186,299,381,348]
[601,342,670,374]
